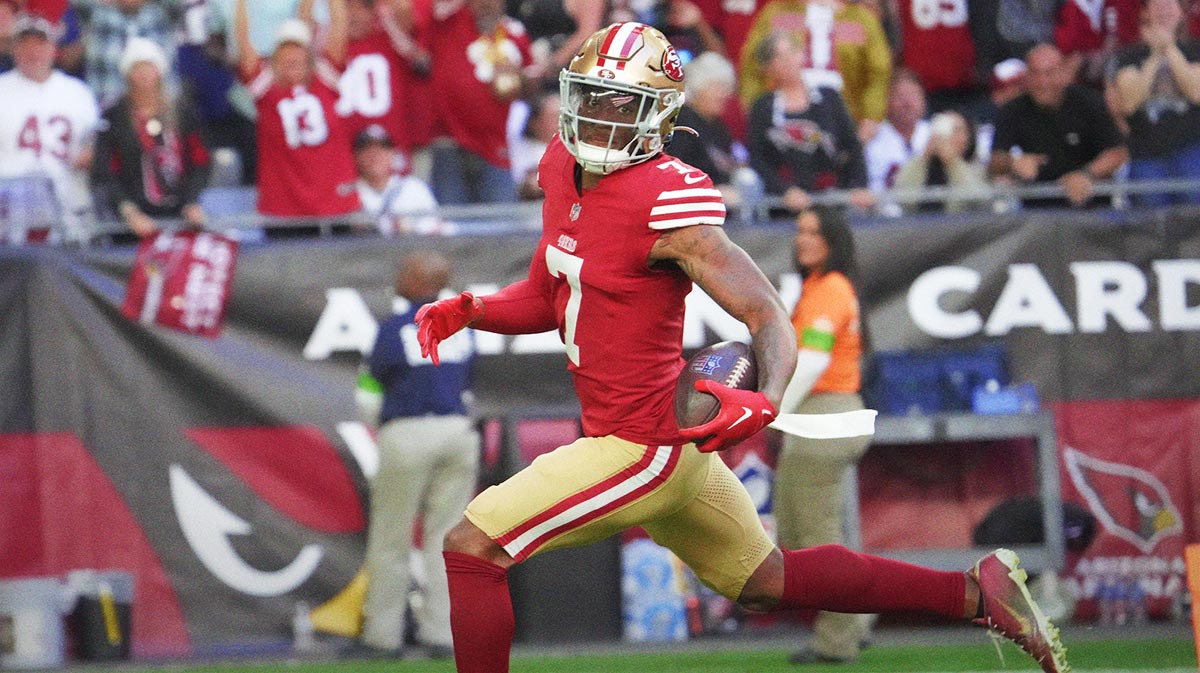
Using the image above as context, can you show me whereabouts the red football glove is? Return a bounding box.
[414,292,482,365]
[678,379,777,453]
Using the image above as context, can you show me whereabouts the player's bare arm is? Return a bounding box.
[650,224,797,408]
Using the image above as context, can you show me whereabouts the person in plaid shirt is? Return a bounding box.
[73,0,179,109]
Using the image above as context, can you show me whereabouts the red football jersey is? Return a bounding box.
[244,62,360,216]
[691,0,766,64]
[531,139,727,445]
[429,2,532,168]
[339,31,418,150]
[25,0,67,22]
[1054,0,1140,56]
[897,0,977,92]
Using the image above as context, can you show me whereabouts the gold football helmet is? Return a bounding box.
[559,22,686,174]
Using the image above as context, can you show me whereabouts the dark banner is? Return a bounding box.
[1,206,1197,655]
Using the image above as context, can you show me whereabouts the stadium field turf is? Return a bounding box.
[92,636,1195,673]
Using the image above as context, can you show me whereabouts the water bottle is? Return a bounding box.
[1112,577,1129,627]
[731,166,763,226]
[1097,576,1116,626]
[292,601,315,654]
[1127,576,1147,625]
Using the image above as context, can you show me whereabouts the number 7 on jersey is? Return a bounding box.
[545,246,583,366]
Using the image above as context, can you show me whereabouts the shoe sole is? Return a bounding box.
[994,549,1071,673]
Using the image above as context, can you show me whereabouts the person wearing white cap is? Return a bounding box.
[0,12,100,243]
[235,0,361,217]
[969,58,1028,165]
[72,0,177,110]
[91,37,211,238]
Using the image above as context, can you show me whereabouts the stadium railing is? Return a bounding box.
[7,176,1200,245]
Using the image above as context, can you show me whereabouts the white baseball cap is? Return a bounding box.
[274,18,313,50]
[13,12,62,41]
[119,37,169,77]
[992,58,1027,88]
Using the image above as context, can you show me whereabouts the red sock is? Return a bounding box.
[444,551,513,673]
[780,544,966,618]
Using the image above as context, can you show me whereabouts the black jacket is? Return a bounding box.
[92,96,211,217]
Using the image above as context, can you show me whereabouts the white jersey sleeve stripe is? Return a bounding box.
[648,215,726,230]
[649,202,727,216]
[657,188,723,200]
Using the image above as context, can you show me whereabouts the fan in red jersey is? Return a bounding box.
[338,0,434,163]
[687,0,767,65]
[896,0,985,112]
[414,22,1070,673]
[1053,0,1140,86]
[234,0,360,218]
[426,0,533,204]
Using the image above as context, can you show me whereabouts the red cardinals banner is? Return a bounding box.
[1056,399,1196,621]
[121,230,237,338]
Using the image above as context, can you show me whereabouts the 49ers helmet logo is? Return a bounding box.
[661,46,684,82]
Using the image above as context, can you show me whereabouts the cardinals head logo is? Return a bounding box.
[1063,447,1182,554]
[770,119,825,154]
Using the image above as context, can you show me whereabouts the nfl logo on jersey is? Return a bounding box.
[691,355,723,376]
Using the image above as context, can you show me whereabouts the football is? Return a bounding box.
[674,340,758,429]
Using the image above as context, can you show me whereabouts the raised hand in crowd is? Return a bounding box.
[377,0,431,73]
[667,0,704,31]
[666,0,726,57]
[926,121,966,168]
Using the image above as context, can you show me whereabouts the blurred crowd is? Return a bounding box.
[2,0,1200,242]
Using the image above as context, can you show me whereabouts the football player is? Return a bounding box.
[415,22,1069,673]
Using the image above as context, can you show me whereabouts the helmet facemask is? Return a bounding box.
[559,72,683,175]
[557,22,687,175]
